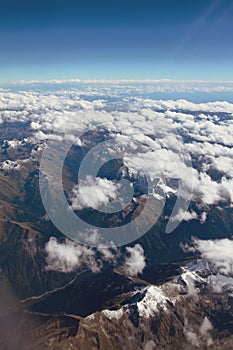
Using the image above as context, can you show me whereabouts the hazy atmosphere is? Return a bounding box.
[0,1,233,349]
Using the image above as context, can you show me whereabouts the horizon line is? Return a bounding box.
[4,78,233,86]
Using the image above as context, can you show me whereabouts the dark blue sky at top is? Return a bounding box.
[1,0,233,82]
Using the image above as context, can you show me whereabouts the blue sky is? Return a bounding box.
[1,0,233,82]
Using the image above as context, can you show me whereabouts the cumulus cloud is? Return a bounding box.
[184,316,213,348]
[184,328,200,348]
[70,176,121,211]
[97,242,120,262]
[124,244,146,276]
[181,270,199,297]
[169,209,198,223]
[45,233,123,274]
[200,316,213,337]
[45,237,100,273]
[1,87,233,219]
[193,238,233,276]
[75,228,100,246]
[144,340,156,350]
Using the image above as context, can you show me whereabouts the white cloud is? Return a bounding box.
[75,229,100,245]
[45,237,100,273]
[193,238,233,276]
[181,271,199,297]
[200,317,213,337]
[184,329,200,348]
[1,87,233,216]
[124,244,146,276]
[144,340,156,350]
[191,172,232,205]
[45,234,122,273]
[97,242,119,262]
[200,212,207,224]
[184,316,213,348]
[8,79,233,95]
[170,209,198,223]
[70,176,121,211]
[208,274,233,293]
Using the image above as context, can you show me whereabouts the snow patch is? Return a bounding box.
[102,308,124,320]
[0,160,19,171]
[137,286,168,318]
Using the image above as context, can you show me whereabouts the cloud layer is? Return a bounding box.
[1,85,233,226]
[193,238,233,276]
[124,244,146,276]
[45,237,100,273]
[70,176,121,211]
